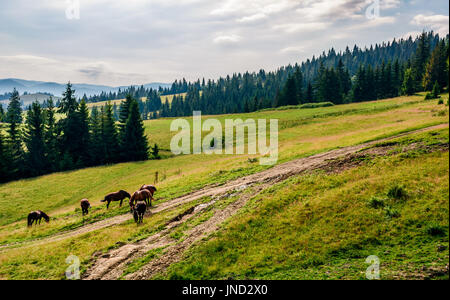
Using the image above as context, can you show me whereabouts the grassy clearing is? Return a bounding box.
[0,196,211,280]
[0,94,447,237]
[86,93,187,109]
[163,129,449,280]
[0,94,448,279]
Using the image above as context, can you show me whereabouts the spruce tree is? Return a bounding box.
[0,105,5,122]
[24,101,47,177]
[77,99,91,165]
[44,97,59,172]
[58,82,78,114]
[101,102,119,163]
[6,89,22,124]
[122,100,149,161]
[423,39,448,91]
[0,130,12,183]
[151,143,160,160]
[431,81,440,99]
[305,82,314,102]
[89,106,104,165]
[118,95,134,132]
[412,32,430,91]
[59,83,83,167]
[6,89,23,178]
[402,68,415,96]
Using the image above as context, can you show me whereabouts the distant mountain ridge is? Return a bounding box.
[0,78,171,98]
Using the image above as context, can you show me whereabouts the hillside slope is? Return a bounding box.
[0,94,448,279]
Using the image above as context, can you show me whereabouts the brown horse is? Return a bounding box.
[133,201,147,224]
[101,190,131,209]
[27,211,50,227]
[130,190,152,210]
[81,199,91,216]
[140,184,157,197]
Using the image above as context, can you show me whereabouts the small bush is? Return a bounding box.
[437,98,444,105]
[384,206,400,219]
[425,223,446,237]
[299,102,335,109]
[424,93,435,100]
[387,184,408,200]
[367,196,385,209]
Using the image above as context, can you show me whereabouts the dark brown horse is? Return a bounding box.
[101,190,131,209]
[140,185,157,197]
[130,190,152,210]
[27,211,50,227]
[133,201,147,224]
[81,199,91,216]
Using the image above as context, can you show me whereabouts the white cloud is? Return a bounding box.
[280,46,306,54]
[210,0,297,17]
[274,22,331,33]
[411,14,449,36]
[213,34,242,44]
[237,13,267,23]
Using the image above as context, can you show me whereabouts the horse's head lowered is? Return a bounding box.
[39,211,50,223]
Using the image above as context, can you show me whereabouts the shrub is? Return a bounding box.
[367,196,385,209]
[425,223,446,237]
[384,206,400,219]
[437,98,444,105]
[299,102,335,109]
[387,184,408,200]
[424,93,434,100]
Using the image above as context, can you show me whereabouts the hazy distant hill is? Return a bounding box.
[0,93,62,109]
[0,78,171,98]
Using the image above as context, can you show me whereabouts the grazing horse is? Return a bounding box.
[80,199,91,216]
[101,190,131,209]
[140,185,157,197]
[27,211,50,227]
[130,190,153,210]
[133,201,147,224]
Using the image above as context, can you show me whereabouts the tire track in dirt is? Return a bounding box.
[2,123,447,252]
[84,123,449,280]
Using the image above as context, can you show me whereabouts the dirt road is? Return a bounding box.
[82,123,449,280]
[2,123,446,253]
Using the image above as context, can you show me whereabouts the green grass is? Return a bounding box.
[0,93,448,279]
[121,247,167,278]
[163,139,449,280]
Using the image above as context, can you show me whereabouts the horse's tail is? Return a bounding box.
[27,214,32,227]
[101,198,107,202]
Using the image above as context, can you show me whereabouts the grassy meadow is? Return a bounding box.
[0,93,448,279]
[163,129,449,280]
[86,92,187,109]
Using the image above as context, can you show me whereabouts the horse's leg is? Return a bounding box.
[120,199,123,207]
[107,200,110,209]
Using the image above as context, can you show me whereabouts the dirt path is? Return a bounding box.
[2,123,447,253]
[83,123,449,280]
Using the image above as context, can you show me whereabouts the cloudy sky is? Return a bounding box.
[0,0,448,86]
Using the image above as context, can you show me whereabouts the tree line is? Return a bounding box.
[79,32,447,119]
[0,84,152,183]
[154,32,448,117]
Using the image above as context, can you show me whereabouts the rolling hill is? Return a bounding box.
[0,93,448,280]
[0,78,171,98]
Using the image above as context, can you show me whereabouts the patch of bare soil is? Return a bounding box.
[83,124,449,280]
[391,263,449,280]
